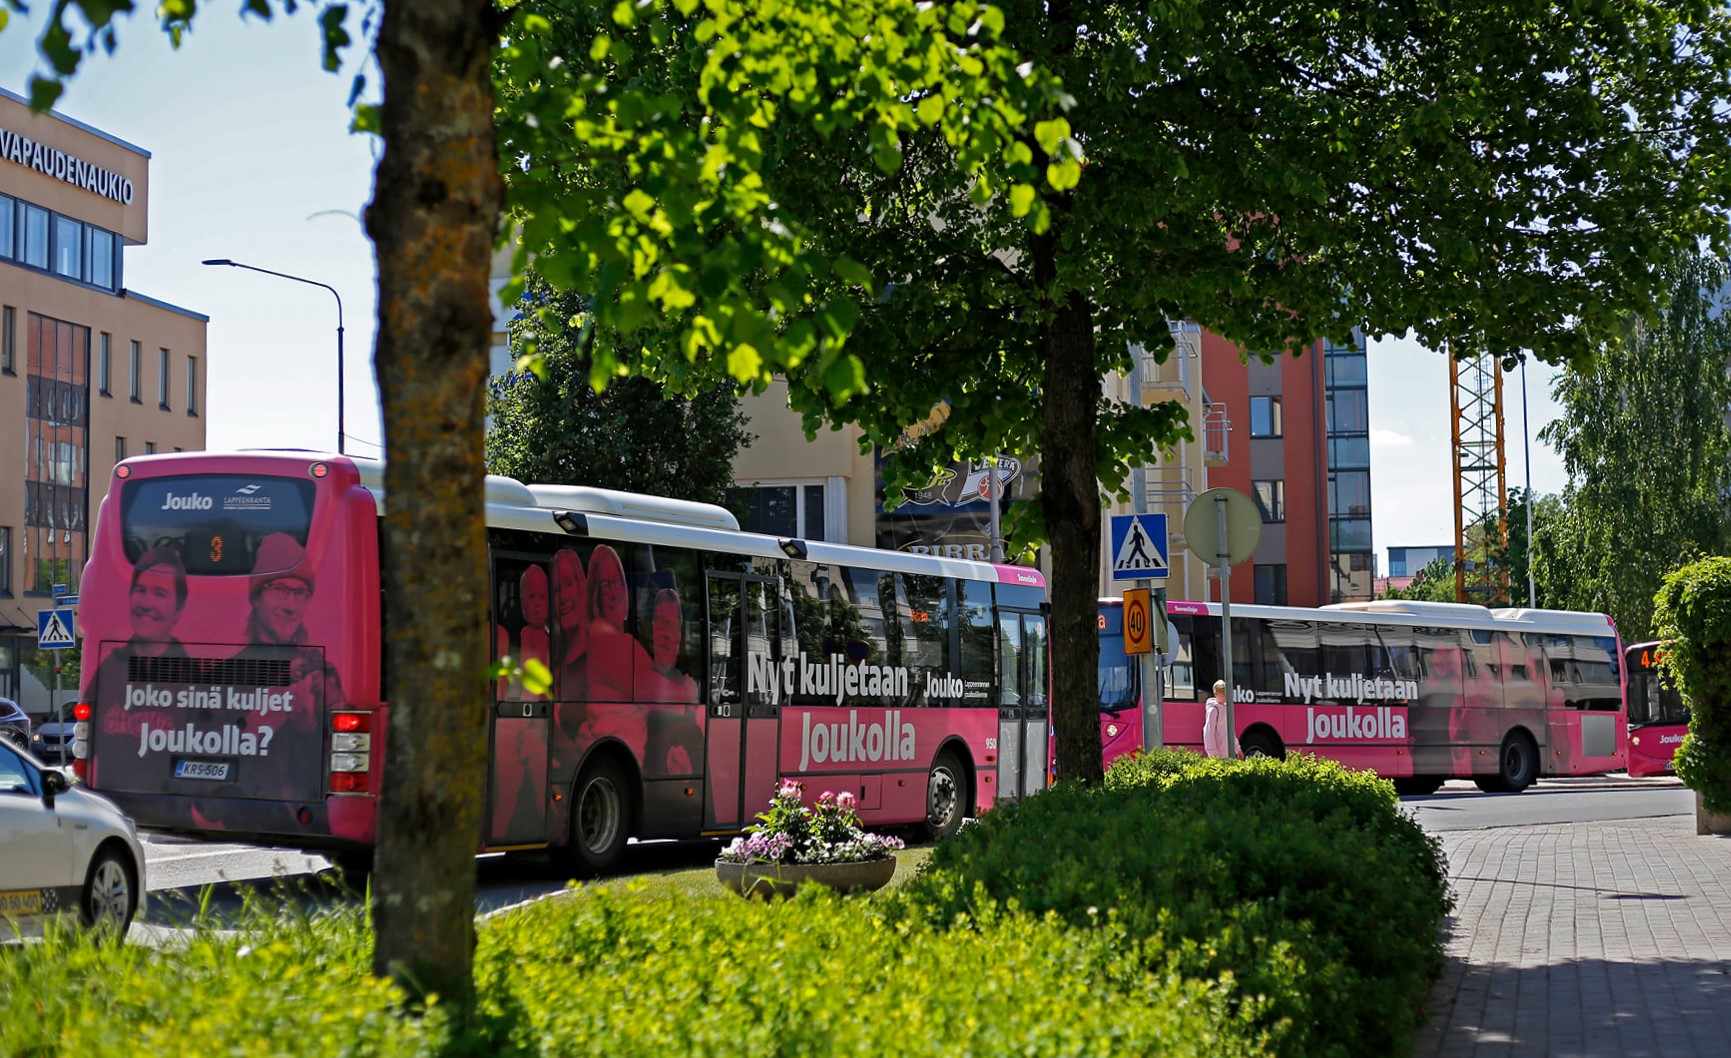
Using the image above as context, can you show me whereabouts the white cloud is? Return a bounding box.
[1370,427,1416,449]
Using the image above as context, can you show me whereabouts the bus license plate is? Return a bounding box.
[175,760,231,781]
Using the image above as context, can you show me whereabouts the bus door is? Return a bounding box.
[487,698,552,847]
[997,610,1050,801]
[705,572,784,829]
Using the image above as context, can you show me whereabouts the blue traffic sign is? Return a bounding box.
[37,608,77,650]
[55,594,79,608]
[1110,513,1169,581]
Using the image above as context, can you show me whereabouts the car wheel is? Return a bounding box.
[919,750,967,842]
[81,847,138,937]
[1238,729,1285,760]
[561,756,631,877]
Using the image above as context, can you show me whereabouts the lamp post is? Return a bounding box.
[202,258,345,455]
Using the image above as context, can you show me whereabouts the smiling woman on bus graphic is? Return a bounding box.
[94,546,192,744]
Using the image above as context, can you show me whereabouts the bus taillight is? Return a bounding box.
[331,772,370,794]
[330,711,373,794]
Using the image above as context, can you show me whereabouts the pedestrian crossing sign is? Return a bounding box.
[37,608,77,650]
[1110,513,1169,581]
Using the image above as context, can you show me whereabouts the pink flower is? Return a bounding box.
[836,791,857,811]
[818,791,837,806]
[778,779,802,800]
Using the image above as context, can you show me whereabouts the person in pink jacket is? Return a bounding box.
[1203,679,1231,758]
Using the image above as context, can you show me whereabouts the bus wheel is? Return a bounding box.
[1393,775,1445,797]
[565,756,631,876]
[919,750,967,843]
[1238,729,1285,760]
[1494,732,1539,794]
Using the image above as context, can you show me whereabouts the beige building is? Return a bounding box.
[1097,323,1224,602]
[0,87,208,711]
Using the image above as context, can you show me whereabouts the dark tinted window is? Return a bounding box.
[122,475,317,576]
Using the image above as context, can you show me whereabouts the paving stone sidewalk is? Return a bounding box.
[1413,817,1731,1058]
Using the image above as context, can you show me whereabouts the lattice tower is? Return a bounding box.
[1448,351,1510,604]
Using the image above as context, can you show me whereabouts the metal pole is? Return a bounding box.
[1150,586,1165,750]
[988,455,1005,563]
[1216,494,1237,756]
[1521,358,1536,608]
[201,259,345,454]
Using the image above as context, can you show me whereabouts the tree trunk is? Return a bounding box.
[366,0,502,1001]
[1041,274,1104,786]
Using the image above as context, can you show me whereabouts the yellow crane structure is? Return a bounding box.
[1448,351,1511,604]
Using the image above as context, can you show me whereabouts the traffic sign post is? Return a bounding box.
[1109,513,1170,582]
[1123,588,1152,655]
[1183,487,1262,757]
[37,607,78,730]
[1111,512,1169,752]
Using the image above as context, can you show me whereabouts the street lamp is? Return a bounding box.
[201,258,346,455]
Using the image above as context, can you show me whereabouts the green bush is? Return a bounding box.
[0,902,447,1058]
[1653,556,1731,813]
[2,880,1265,1057]
[476,887,1266,1057]
[901,752,1451,1058]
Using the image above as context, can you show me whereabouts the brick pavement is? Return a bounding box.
[1413,816,1731,1058]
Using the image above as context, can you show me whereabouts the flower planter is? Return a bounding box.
[1697,790,1731,836]
[715,855,896,899]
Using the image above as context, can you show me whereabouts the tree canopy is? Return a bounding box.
[485,279,753,505]
[1537,250,1731,641]
[505,0,1731,784]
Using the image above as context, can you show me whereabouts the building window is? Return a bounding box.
[186,355,198,415]
[87,228,115,289]
[0,526,10,594]
[115,436,126,463]
[1329,470,1372,517]
[1254,564,1288,606]
[728,482,830,541]
[158,348,171,409]
[98,333,112,395]
[0,193,13,257]
[1326,388,1368,433]
[1249,396,1283,438]
[21,202,48,268]
[52,214,82,279]
[1,306,13,374]
[1252,480,1286,523]
[144,442,156,454]
[129,341,141,402]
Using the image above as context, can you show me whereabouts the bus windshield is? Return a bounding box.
[121,474,318,576]
[1627,668,1689,726]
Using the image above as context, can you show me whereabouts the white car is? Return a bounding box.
[0,739,147,939]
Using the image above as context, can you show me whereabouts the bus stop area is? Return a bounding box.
[1414,809,1731,1057]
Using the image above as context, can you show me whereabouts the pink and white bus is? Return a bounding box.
[1624,641,1688,778]
[70,451,1050,870]
[1095,597,1626,794]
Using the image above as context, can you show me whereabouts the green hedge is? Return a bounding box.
[901,751,1451,1058]
[2,886,1262,1057]
[1653,556,1731,813]
[2,753,1446,1058]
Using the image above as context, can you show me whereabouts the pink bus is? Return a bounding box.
[1095,597,1626,794]
[1624,641,1688,777]
[70,451,1050,870]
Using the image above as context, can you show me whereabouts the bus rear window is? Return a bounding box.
[121,475,318,576]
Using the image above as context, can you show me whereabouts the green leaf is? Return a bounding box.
[916,94,946,126]
[1009,183,1036,217]
[1033,117,1071,155]
[727,343,764,381]
[521,657,553,697]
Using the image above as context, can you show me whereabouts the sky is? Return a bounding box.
[1,9,1574,575]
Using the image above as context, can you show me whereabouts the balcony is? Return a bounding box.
[1202,402,1231,466]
